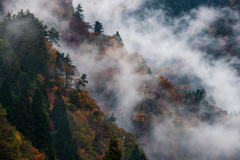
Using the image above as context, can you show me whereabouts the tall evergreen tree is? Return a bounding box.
[129,144,147,160]
[74,4,84,22]
[52,89,77,160]
[0,78,14,124]
[64,53,76,89]
[103,136,122,160]
[92,136,103,155]
[31,88,55,160]
[52,89,66,129]
[94,21,104,34]
[47,27,59,45]
[54,51,65,79]
[129,144,141,160]
[14,86,35,144]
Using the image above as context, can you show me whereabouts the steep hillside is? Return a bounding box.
[1,0,240,160]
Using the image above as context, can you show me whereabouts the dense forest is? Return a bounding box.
[1,0,240,160]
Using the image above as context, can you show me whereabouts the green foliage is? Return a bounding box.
[64,53,76,89]
[103,136,122,160]
[48,27,60,46]
[0,106,20,160]
[14,86,35,144]
[105,113,116,124]
[0,10,59,88]
[68,104,78,112]
[76,73,88,90]
[69,90,81,108]
[94,21,104,34]
[55,51,65,78]
[74,4,84,22]
[38,82,51,112]
[129,144,146,160]
[92,136,103,155]
[0,78,14,124]
[31,88,55,160]
[113,31,122,44]
[52,89,67,126]
[0,105,45,160]
[52,89,78,160]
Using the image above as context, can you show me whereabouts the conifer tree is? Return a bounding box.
[129,144,147,160]
[31,88,55,160]
[129,144,141,160]
[38,82,50,111]
[74,4,84,22]
[52,89,66,129]
[76,73,88,90]
[52,89,77,160]
[94,21,104,34]
[14,86,35,144]
[103,136,122,160]
[92,136,103,155]
[64,53,76,89]
[48,27,59,45]
[113,31,122,44]
[0,78,14,124]
[54,51,65,79]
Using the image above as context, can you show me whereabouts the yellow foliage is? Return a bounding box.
[110,39,121,49]
[116,138,125,154]
[49,79,55,83]
[15,132,22,146]
[36,74,45,83]
[133,111,145,122]
[77,91,97,107]
[52,85,59,92]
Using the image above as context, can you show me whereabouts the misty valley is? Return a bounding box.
[1,0,240,160]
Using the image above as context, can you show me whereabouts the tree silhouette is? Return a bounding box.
[94,21,104,34]
[74,4,84,22]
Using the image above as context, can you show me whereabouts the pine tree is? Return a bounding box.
[129,144,147,160]
[75,73,88,90]
[0,78,14,125]
[31,88,55,160]
[47,27,59,45]
[52,89,67,129]
[94,21,104,34]
[113,31,122,44]
[74,4,84,22]
[92,136,103,155]
[103,136,122,160]
[64,53,76,89]
[52,89,77,160]
[54,51,65,79]
[14,86,35,144]
[129,144,141,160]
[38,82,50,112]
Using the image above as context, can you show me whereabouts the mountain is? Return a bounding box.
[0,0,240,160]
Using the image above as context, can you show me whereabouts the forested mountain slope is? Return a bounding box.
[0,0,240,160]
